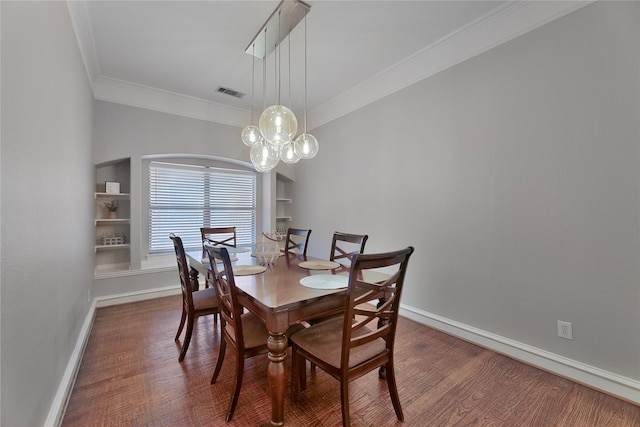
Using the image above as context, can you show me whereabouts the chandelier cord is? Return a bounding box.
[274,51,277,107]
[288,28,292,110]
[262,28,267,112]
[303,14,308,133]
[251,43,255,125]
[277,10,282,105]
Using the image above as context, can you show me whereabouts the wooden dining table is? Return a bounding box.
[186,248,354,426]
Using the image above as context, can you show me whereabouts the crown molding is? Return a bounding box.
[308,0,594,130]
[66,0,100,91]
[93,76,251,127]
[68,0,593,130]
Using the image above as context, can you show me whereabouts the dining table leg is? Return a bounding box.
[267,331,288,426]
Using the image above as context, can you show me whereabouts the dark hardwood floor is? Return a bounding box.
[62,295,640,426]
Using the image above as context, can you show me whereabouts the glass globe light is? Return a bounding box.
[279,140,301,164]
[293,133,319,159]
[259,105,297,145]
[241,125,262,147]
[250,141,279,172]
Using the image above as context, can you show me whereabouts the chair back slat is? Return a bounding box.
[201,227,237,247]
[330,232,369,267]
[285,228,312,256]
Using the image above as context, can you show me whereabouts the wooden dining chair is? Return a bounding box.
[284,227,312,256]
[204,242,303,422]
[307,231,370,366]
[290,246,415,427]
[309,232,368,332]
[330,232,369,268]
[200,226,237,247]
[169,233,219,362]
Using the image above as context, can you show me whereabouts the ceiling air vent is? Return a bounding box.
[216,86,245,98]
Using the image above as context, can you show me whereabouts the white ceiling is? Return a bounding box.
[67,1,591,129]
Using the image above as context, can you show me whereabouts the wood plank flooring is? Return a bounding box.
[62,295,640,426]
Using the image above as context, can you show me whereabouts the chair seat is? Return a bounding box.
[192,287,217,311]
[225,312,270,348]
[224,313,305,349]
[291,317,386,369]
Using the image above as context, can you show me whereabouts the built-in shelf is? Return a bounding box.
[95,159,131,274]
[276,176,292,229]
[95,192,131,199]
[95,244,131,251]
[95,219,130,225]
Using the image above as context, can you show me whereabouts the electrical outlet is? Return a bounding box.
[557,320,573,340]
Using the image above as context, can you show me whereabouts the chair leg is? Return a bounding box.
[299,355,307,392]
[385,361,404,422]
[211,339,227,384]
[226,355,244,422]
[291,347,306,402]
[339,380,350,427]
[178,313,194,362]
[291,348,299,401]
[175,306,187,341]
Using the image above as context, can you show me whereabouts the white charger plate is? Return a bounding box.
[299,274,349,290]
[233,265,267,276]
[299,260,341,270]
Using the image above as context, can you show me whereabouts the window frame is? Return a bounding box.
[142,156,259,257]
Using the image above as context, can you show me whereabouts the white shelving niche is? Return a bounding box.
[95,159,131,275]
[275,174,293,235]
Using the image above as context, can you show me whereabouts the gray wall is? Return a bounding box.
[293,1,640,381]
[1,2,95,425]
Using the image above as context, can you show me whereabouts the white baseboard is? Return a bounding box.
[44,285,181,426]
[95,284,181,307]
[400,304,640,405]
[44,299,97,427]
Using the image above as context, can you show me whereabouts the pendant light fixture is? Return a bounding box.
[241,0,318,173]
[250,139,280,172]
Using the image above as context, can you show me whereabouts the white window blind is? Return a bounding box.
[149,161,256,254]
